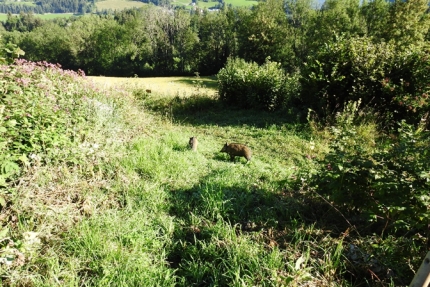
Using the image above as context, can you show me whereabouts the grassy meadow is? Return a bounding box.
[95,0,147,10]
[88,75,218,97]
[1,66,421,286]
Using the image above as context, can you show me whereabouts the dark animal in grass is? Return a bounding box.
[189,137,198,151]
[220,143,252,162]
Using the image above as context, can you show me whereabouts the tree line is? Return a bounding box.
[0,0,94,14]
[1,0,428,78]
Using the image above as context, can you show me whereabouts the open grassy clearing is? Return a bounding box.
[88,75,218,97]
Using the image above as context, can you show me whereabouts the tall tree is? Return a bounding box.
[237,0,293,68]
[382,0,430,49]
[196,8,235,75]
[305,0,365,53]
[360,0,389,39]
[285,0,318,69]
[18,22,76,68]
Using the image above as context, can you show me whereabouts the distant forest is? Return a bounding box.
[0,0,173,14]
[0,0,94,14]
[1,0,430,78]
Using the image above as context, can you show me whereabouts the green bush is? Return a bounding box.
[0,59,98,186]
[300,36,430,126]
[381,45,430,125]
[0,35,25,64]
[217,58,297,111]
[306,101,430,234]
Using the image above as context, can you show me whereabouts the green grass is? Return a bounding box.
[95,0,147,10]
[1,72,421,286]
[88,75,218,96]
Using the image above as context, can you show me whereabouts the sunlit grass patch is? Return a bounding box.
[88,75,218,97]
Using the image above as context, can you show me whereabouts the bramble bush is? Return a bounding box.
[217,58,299,111]
[301,36,430,126]
[305,101,430,235]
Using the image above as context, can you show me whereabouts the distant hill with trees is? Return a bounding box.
[0,0,94,14]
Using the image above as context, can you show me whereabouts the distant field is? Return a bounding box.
[173,0,257,8]
[2,1,35,6]
[0,0,256,22]
[0,13,75,21]
[88,76,218,97]
[95,0,147,10]
[95,0,256,10]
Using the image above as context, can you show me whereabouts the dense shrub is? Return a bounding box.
[0,59,99,186]
[217,58,298,111]
[381,45,430,125]
[306,101,430,234]
[0,35,25,64]
[301,36,430,126]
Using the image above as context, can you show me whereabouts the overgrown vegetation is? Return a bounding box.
[0,57,427,285]
[1,0,430,285]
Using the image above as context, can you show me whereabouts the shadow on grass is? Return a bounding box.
[144,93,309,131]
[165,170,412,286]
[173,76,218,91]
[167,171,342,280]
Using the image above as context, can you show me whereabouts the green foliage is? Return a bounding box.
[305,0,365,54]
[307,101,430,234]
[196,8,235,75]
[382,0,430,50]
[18,21,77,69]
[381,44,430,125]
[0,35,25,64]
[301,36,430,125]
[236,0,294,68]
[217,57,298,111]
[0,59,97,185]
[360,0,389,39]
[2,12,44,32]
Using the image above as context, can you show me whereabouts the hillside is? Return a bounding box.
[0,58,426,285]
[0,0,92,13]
